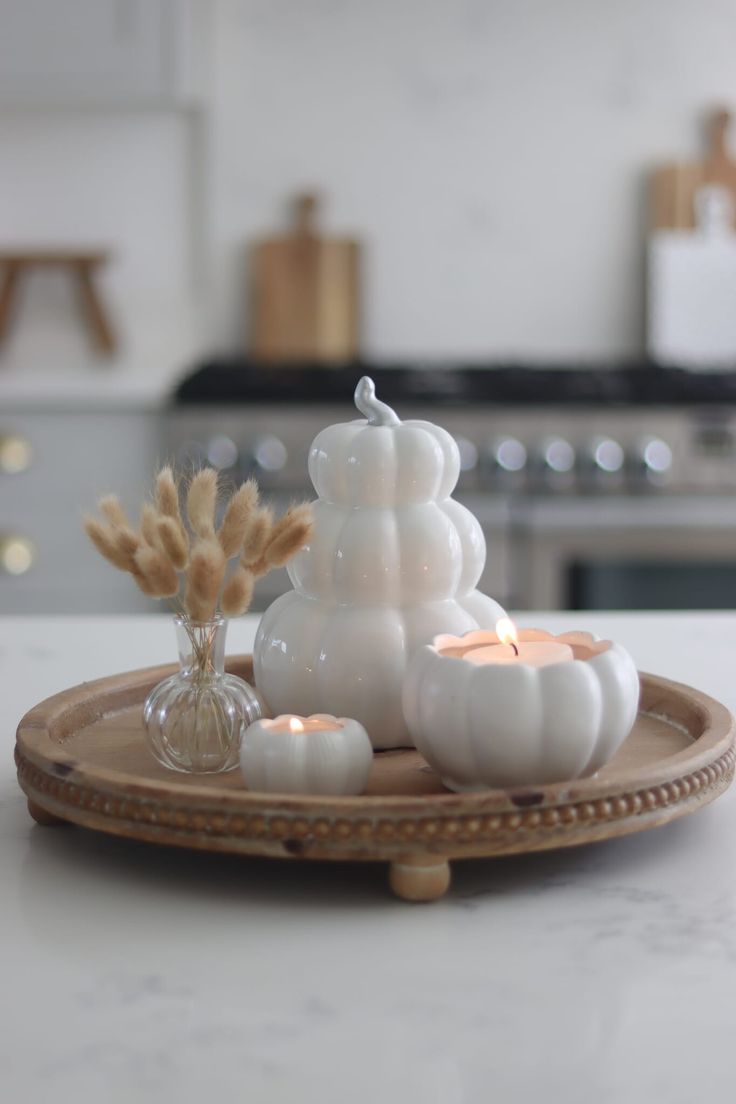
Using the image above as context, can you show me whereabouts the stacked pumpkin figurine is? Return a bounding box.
[254,376,504,748]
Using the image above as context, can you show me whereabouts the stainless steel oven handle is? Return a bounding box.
[515,495,736,533]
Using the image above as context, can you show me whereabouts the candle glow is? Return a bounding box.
[495,617,519,656]
[456,624,574,668]
[289,717,305,734]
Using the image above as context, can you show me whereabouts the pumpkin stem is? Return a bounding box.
[354,376,401,426]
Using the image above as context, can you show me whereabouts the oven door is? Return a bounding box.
[457,494,514,610]
[515,495,736,610]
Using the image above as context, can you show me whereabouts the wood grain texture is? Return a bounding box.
[651,108,736,230]
[251,194,359,364]
[15,657,735,902]
[0,249,110,266]
[0,249,116,354]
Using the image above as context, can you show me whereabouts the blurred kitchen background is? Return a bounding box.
[5,0,736,614]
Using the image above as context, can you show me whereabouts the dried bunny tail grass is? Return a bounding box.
[98,494,130,529]
[131,568,158,597]
[96,493,141,559]
[83,516,134,572]
[241,506,274,568]
[85,469,305,613]
[114,525,141,558]
[133,545,179,598]
[155,466,181,520]
[264,502,313,544]
[187,467,219,539]
[220,565,255,617]
[155,466,188,555]
[263,520,313,569]
[261,503,314,569]
[184,591,212,624]
[184,538,226,622]
[157,516,189,570]
[217,479,258,558]
[140,503,161,549]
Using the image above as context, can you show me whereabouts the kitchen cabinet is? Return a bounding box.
[0,0,204,108]
[0,409,162,613]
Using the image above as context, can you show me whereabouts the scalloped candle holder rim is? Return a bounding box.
[255,713,349,730]
[432,628,613,663]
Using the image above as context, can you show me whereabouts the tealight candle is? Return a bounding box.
[240,713,373,795]
[459,618,573,668]
[268,716,342,735]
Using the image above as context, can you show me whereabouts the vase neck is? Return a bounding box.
[175,618,227,678]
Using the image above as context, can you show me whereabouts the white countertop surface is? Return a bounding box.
[2,611,736,1103]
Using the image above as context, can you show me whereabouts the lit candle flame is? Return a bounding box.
[496,618,518,647]
[289,717,305,734]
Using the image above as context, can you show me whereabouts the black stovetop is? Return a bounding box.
[173,359,736,407]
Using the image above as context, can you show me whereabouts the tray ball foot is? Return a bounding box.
[27,799,67,827]
[389,857,451,902]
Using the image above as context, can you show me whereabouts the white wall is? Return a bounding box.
[0,110,195,368]
[207,0,736,360]
[0,113,191,299]
[5,0,736,368]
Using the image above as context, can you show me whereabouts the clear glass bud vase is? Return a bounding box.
[143,616,262,773]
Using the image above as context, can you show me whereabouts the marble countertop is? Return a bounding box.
[2,611,736,1103]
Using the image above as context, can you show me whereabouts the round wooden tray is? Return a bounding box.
[15,656,736,902]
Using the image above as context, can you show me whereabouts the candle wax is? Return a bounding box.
[463,641,574,668]
[267,716,343,734]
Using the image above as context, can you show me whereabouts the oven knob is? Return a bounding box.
[489,437,527,473]
[454,435,479,472]
[636,437,673,478]
[589,436,624,474]
[205,435,239,470]
[247,435,288,474]
[539,437,575,474]
[0,534,35,575]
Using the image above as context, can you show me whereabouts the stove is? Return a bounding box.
[167,361,736,611]
[174,359,736,407]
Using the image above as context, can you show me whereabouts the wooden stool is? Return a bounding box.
[0,249,117,355]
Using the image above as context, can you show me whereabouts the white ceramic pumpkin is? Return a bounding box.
[254,377,505,748]
[240,714,373,796]
[402,629,640,790]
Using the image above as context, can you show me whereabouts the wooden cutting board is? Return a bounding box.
[651,109,736,229]
[648,108,736,366]
[251,194,360,365]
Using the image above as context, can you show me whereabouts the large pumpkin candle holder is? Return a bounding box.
[402,623,640,791]
[254,377,505,749]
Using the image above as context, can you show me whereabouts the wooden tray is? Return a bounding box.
[15,657,735,902]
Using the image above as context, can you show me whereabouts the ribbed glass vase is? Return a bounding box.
[143,616,262,773]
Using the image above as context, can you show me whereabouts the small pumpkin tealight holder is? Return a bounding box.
[240,714,374,795]
[402,621,640,792]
